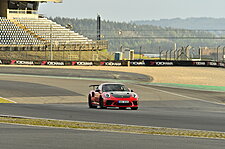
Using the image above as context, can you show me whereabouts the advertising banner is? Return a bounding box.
[41,61,47,65]
[11,60,17,65]
[46,61,65,66]
[155,61,174,66]
[71,61,77,66]
[193,61,206,66]
[41,61,65,66]
[174,61,193,66]
[1,59,225,68]
[207,62,218,67]
[16,60,34,65]
[130,61,146,66]
[75,62,94,66]
[147,61,174,66]
[34,61,42,65]
[218,62,225,67]
[93,61,101,66]
[1,60,11,64]
[64,61,72,66]
[103,62,122,66]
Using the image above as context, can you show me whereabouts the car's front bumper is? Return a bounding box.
[105,100,138,107]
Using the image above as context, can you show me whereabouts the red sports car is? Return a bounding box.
[88,83,139,110]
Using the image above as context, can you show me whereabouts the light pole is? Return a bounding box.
[139,46,142,59]
[79,45,82,61]
[159,50,163,60]
[190,47,195,59]
[159,46,161,60]
[50,24,53,61]
[217,45,221,62]
[223,46,225,62]
[177,48,182,60]
[118,30,122,52]
[185,45,190,60]
[170,49,173,60]
[174,49,177,60]
[92,46,95,61]
[198,47,201,60]
[97,14,101,41]
[66,24,73,61]
[166,50,169,61]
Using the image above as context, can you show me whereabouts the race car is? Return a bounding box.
[88,83,139,110]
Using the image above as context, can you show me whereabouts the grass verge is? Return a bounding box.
[0,116,225,139]
[146,83,225,92]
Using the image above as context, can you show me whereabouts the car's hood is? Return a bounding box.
[107,91,132,98]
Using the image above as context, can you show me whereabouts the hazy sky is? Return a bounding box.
[39,0,225,21]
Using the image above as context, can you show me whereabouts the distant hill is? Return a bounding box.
[133,18,225,30]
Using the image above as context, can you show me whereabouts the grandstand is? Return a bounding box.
[0,0,109,61]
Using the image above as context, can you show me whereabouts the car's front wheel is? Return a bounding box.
[88,95,97,109]
[99,97,106,109]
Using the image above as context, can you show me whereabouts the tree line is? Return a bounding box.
[50,17,224,54]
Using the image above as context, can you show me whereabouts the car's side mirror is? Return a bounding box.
[131,90,134,92]
[95,89,101,92]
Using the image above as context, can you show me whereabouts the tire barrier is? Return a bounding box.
[0,59,224,68]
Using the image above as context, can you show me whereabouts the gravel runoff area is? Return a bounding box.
[1,65,224,86]
[66,66,225,86]
[63,66,225,86]
[0,65,225,86]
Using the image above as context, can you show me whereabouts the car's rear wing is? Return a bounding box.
[89,85,99,90]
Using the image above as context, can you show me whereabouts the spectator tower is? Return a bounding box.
[0,0,108,61]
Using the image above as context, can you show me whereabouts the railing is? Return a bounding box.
[0,40,109,51]
[7,9,39,19]
[45,40,109,51]
[7,9,38,15]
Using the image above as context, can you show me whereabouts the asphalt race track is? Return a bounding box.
[1,123,225,149]
[1,66,225,148]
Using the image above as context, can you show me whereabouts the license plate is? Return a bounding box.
[118,101,129,103]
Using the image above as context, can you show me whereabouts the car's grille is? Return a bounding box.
[133,101,138,105]
[117,102,132,106]
[112,94,131,98]
[106,100,114,105]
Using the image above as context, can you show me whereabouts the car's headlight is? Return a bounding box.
[105,93,111,98]
[132,93,138,98]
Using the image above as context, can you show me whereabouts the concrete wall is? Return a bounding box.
[7,13,39,19]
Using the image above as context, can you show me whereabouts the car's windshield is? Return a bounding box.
[102,84,130,92]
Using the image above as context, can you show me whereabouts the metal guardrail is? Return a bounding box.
[45,40,108,51]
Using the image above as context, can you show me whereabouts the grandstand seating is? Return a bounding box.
[0,17,91,47]
[0,17,44,45]
[15,17,92,44]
